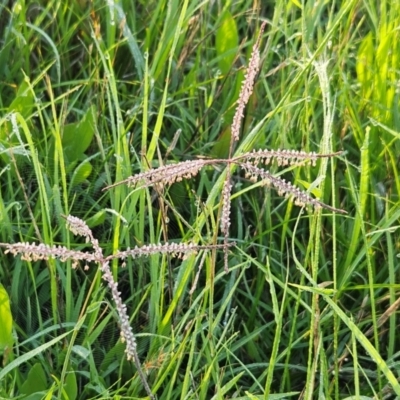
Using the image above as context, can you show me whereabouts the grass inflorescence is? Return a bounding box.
[1,1,400,399]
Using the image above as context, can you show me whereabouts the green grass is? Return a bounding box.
[1,1,400,399]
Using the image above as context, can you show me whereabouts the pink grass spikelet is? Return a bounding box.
[104,159,218,191]
[231,22,266,142]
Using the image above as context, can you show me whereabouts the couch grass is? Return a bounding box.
[0,1,400,399]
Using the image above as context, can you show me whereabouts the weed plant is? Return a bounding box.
[0,23,345,398]
[0,1,400,400]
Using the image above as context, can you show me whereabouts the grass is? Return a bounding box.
[1,1,400,399]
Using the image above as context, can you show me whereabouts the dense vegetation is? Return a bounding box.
[0,1,399,399]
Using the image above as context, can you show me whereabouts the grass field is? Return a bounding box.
[1,1,400,399]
